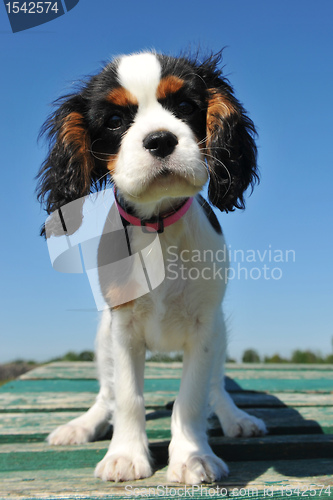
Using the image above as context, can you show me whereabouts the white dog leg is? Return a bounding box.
[94,310,152,482]
[167,319,229,484]
[48,309,114,445]
[209,313,267,438]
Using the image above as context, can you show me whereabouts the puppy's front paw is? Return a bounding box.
[95,453,152,482]
[48,424,92,445]
[168,453,229,484]
[223,412,267,438]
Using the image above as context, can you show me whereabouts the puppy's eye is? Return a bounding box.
[177,100,196,116]
[107,114,123,130]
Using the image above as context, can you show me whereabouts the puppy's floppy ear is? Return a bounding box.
[205,84,259,212]
[37,94,95,236]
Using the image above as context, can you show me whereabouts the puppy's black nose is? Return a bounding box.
[143,131,178,158]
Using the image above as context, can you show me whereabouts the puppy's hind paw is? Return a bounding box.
[47,424,92,445]
[223,412,267,438]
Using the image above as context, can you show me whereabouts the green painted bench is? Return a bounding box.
[1,362,332,499]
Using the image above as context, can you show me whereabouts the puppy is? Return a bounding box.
[37,51,266,484]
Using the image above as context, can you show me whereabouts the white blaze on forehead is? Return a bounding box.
[117,53,161,107]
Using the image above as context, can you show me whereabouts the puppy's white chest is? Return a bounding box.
[142,292,193,352]
[138,267,221,353]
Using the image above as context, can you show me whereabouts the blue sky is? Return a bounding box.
[0,0,332,363]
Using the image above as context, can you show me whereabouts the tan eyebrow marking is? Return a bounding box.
[156,75,184,99]
[106,155,118,174]
[106,87,138,107]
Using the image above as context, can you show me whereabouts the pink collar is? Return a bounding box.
[114,188,193,233]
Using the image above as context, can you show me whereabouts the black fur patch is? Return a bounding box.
[197,195,222,234]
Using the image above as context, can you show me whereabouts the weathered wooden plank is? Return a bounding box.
[233,378,333,392]
[0,379,100,393]
[0,411,81,441]
[20,361,333,381]
[228,370,333,380]
[0,391,97,412]
[1,459,333,500]
[0,379,182,393]
[254,392,333,407]
[147,407,333,437]
[4,376,333,394]
[150,434,333,465]
[230,392,333,408]
[19,362,183,380]
[19,362,98,380]
[1,406,332,443]
[227,363,333,371]
[1,434,333,469]
[0,391,181,412]
[0,378,239,394]
[167,392,333,411]
[1,390,332,413]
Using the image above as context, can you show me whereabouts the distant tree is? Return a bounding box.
[62,351,80,361]
[54,351,94,362]
[242,349,261,363]
[325,354,333,363]
[291,350,323,364]
[147,352,183,362]
[78,351,94,361]
[264,354,288,363]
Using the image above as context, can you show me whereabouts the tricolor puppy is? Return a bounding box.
[37,51,266,484]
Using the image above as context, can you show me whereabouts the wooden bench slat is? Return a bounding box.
[0,391,97,412]
[19,361,333,380]
[3,376,333,394]
[1,406,332,443]
[1,459,332,499]
[228,370,333,380]
[0,391,181,411]
[1,435,333,468]
[227,363,333,371]
[1,391,332,412]
[20,362,185,380]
